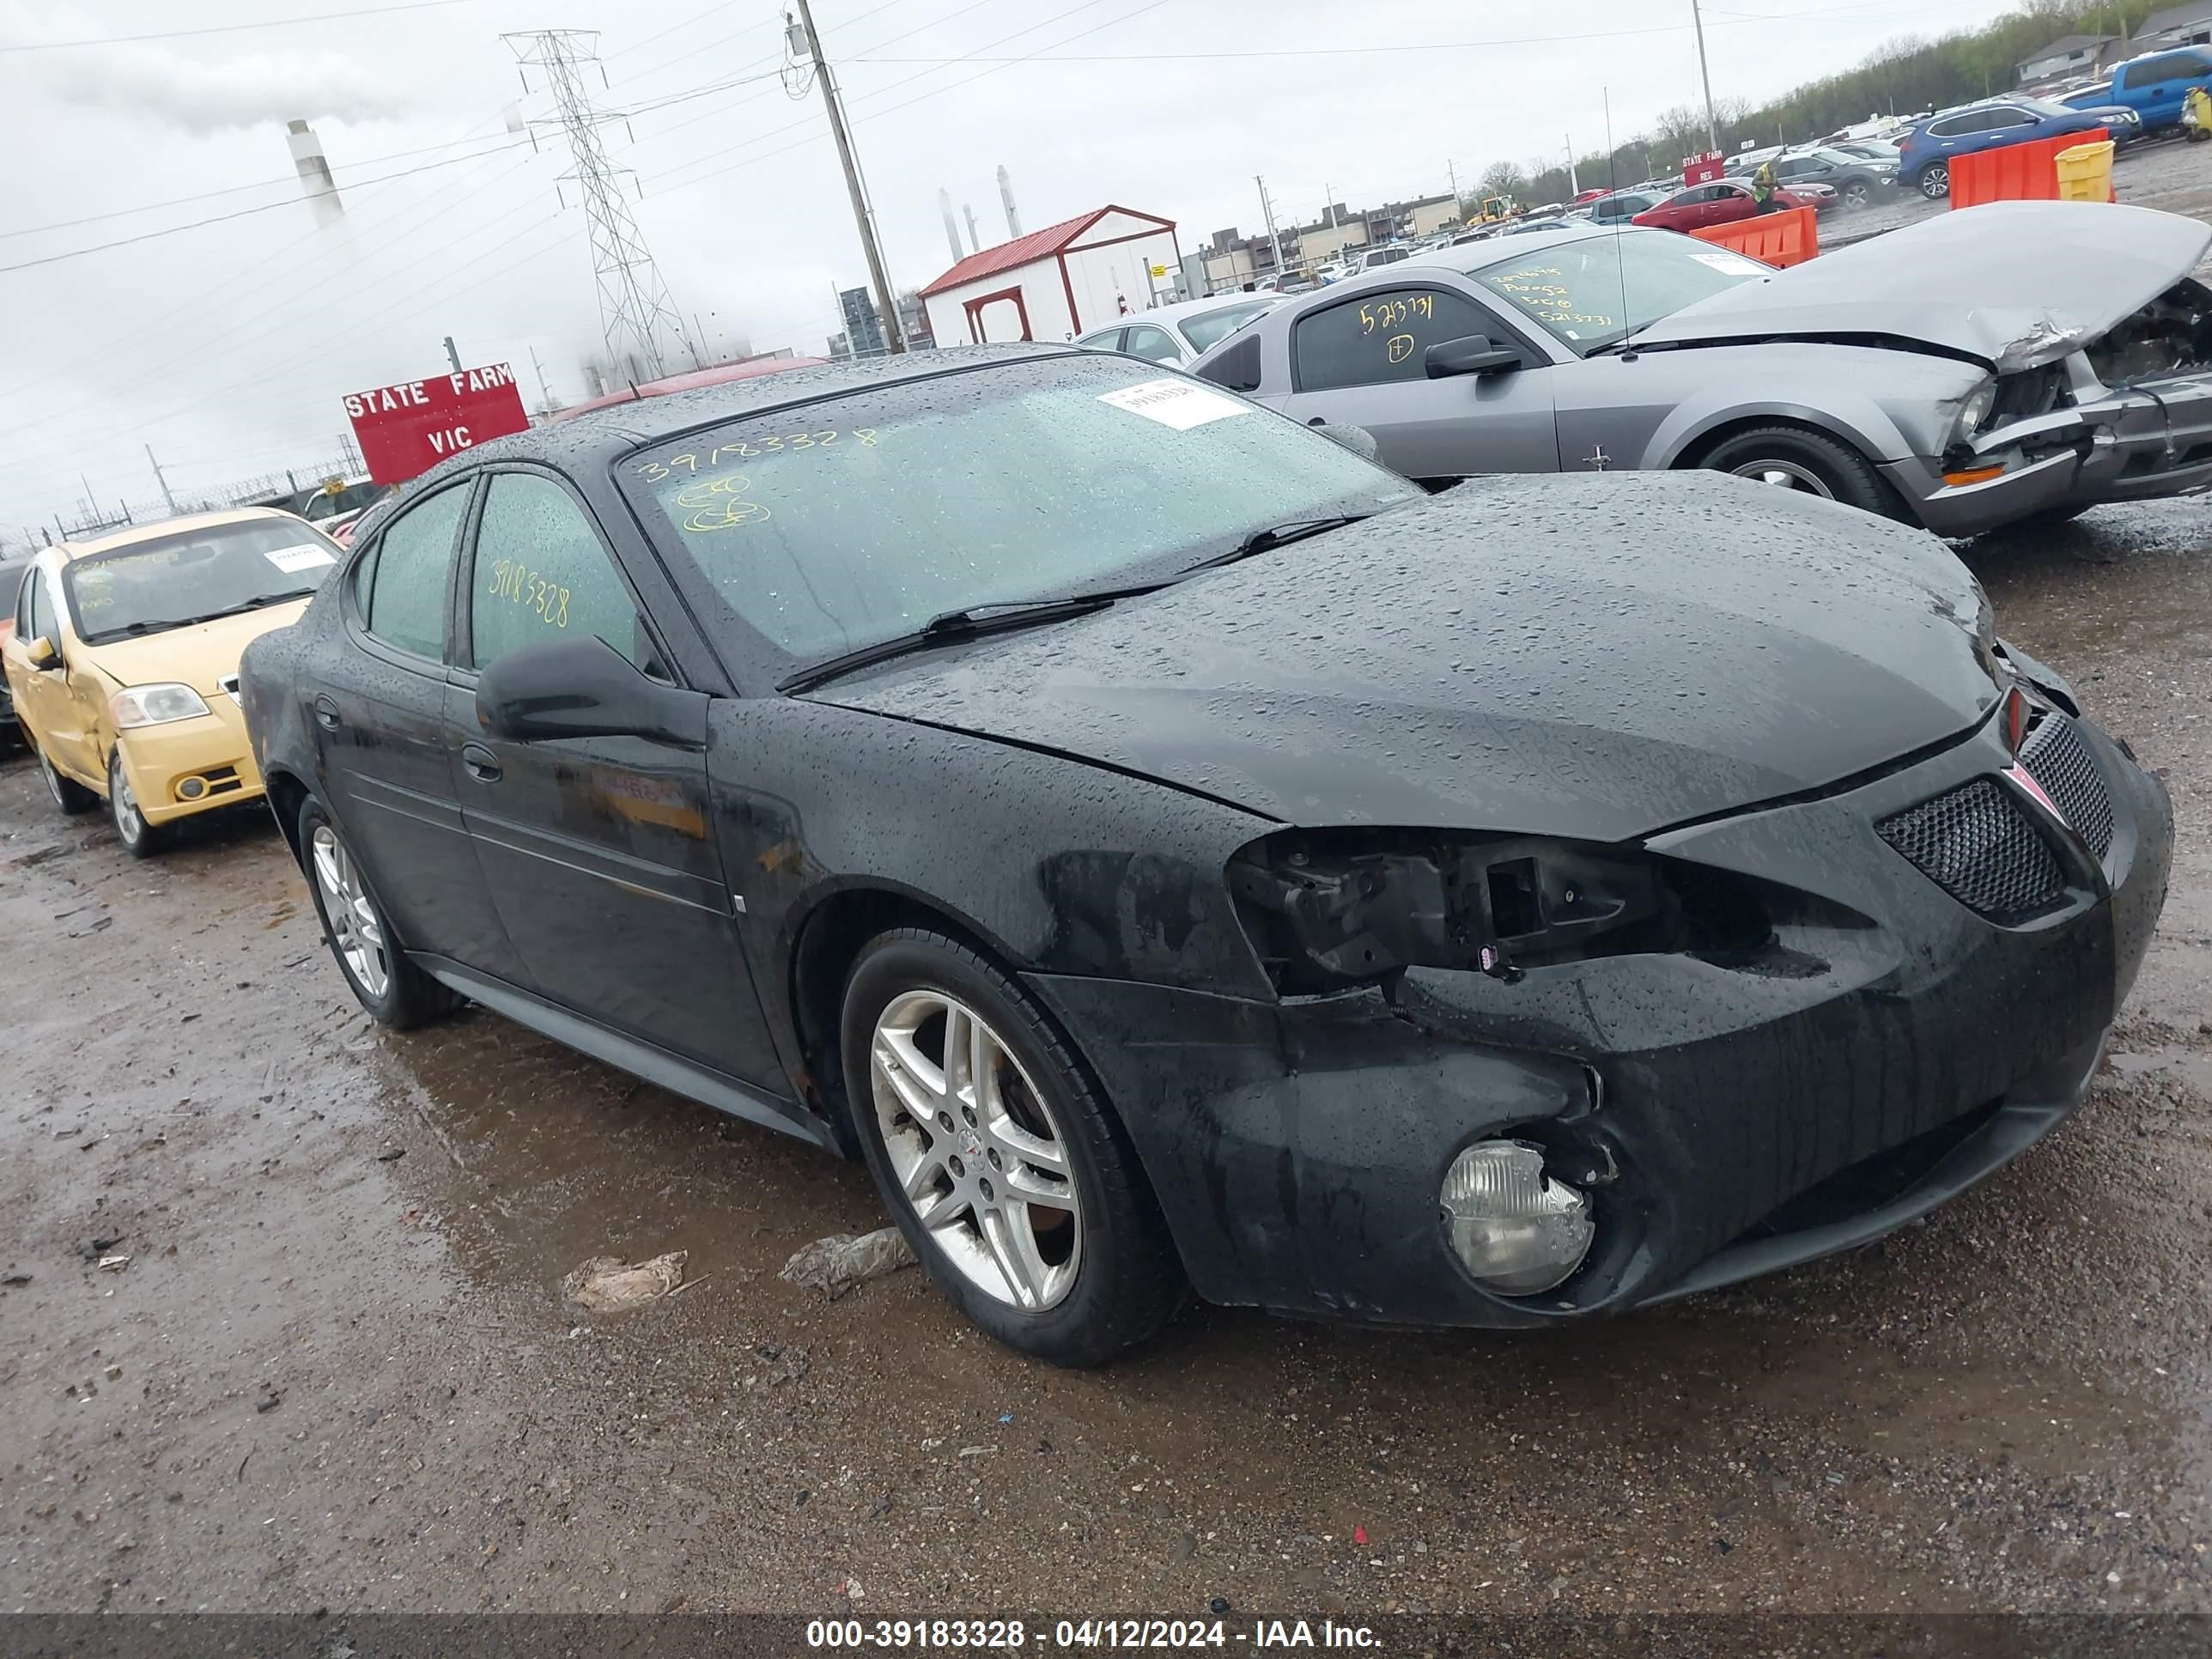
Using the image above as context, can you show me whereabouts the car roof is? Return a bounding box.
[550,354,829,422]
[1399,221,1662,275]
[54,506,304,562]
[381,343,1085,480]
[1103,292,1279,331]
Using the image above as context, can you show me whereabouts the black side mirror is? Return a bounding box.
[1314,422,1381,462]
[1426,335,1522,379]
[476,635,709,749]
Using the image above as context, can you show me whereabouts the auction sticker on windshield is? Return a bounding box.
[263,544,338,575]
[1097,378,1250,431]
[1688,251,1768,276]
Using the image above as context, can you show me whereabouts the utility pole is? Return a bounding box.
[789,0,904,354]
[1254,174,1285,279]
[527,345,559,416]
[1447,157,1461,211]
[1565,136,1578,196]
[1690,0,1719,150]
[443,334,462,373]
[144,444,177,516]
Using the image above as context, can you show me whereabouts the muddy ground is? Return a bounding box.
[6,173,2212,1627]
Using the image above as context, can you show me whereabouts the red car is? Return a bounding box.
[1631,179,1832,232]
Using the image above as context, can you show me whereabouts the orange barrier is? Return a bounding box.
[1950,128,2121,208]
[1688,205,1819,268]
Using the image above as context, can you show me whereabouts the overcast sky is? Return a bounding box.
[1,0,2013,532]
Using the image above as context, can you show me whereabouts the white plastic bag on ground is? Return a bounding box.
[780,1227,915,1300]
[561,1250,687,1310]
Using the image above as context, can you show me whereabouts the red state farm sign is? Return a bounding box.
[1683,150,1728,185]
[343,363,529,486]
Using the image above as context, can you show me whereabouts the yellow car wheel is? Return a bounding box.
[108,748,166,860]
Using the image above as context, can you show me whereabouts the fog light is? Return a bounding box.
[176,775,208,800]
[1440,1140,1594,1296]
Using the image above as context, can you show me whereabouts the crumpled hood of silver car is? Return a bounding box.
[811,472,2003,844]
[1634,201,2211,370]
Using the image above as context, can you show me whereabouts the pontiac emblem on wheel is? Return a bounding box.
[961,1129,985,1161]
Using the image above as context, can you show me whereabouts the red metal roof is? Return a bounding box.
[919,206,1171,297]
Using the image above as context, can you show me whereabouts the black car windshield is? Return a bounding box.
[617,356,1415,665]
[64,520,340,644]
[1474,231,1770,355]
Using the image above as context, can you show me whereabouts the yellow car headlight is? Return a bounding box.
[111,683,211,729]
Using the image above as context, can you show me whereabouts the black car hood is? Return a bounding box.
[810,473,2001,842]
[1634,201,2209,369]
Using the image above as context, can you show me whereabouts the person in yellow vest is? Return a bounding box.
[1751,159,1780,213]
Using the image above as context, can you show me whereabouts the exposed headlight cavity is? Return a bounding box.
[1227,829,1776,994]
[111,683,211,728]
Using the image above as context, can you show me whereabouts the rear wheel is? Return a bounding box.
[1918,163,1950,200]
[1698,423,1903,520]
[298,797,460,1030]
[37,743,96,816]
[840,927,1183,1366]
[107,748,166,858]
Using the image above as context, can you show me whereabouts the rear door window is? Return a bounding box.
[361,482,471,661]
[1121,325,1182,363]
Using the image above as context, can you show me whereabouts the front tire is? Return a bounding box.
[1918,163,1950,199]
[1842,179,1872,211]
[37,743,96,816]
[298,797,459,1030]
[107,747,165,858]
[839,927,1183,1366]
[1698,423,1903,520]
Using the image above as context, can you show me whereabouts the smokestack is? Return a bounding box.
[997,164,1022,238]
[963,203,980,253]
[938,188,963,264]
[286,118,343,224]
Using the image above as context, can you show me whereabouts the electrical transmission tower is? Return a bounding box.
[507,29,696,380]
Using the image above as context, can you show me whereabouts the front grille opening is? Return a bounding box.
[2018,714,2114,860]
[1875,778,2066,925]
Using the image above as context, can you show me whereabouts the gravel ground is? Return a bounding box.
[4,166,2212,1629]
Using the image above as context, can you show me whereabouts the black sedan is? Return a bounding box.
[240,345,2171,1364]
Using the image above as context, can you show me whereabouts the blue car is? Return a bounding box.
[1896,97,2126,198]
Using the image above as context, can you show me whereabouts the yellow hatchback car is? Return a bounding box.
[2,509,342,855]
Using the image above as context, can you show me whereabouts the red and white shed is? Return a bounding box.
[919,206,1181,347]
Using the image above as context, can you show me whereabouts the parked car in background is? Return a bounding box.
[1831,137,1906,162]
[1759,146,1899,211]
[2063,45,2212,134]
[1631,179,1830,231]
[1195,204,2212,538]
[550,354,826,422]
[1898,98,2129,199]
[3,510,343,854]
[238,344,2170,1364]
[1351,244,1416,274]
[1076,292,1279,366]
[300,476,383,544]
[1585,189,1662,226]
[0,552,25,746]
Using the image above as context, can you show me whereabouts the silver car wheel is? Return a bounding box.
[110,754,143,846]
[1730,459,1835,498]
[870,988,1082,1311]
[1920,164,1948,199]
[311,823,391,1000]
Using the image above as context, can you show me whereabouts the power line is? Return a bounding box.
[0,143,536,274]
[0,128,529,242]
[0,0,495,53]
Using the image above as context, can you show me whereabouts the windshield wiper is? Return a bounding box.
[177,593,311,625]
[778,581,1168,695]
[1182,514,1374,574]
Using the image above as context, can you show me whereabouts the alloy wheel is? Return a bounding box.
[1729,459,1835,497]
[869,988,1083,1311]
[311,823,392,1000]
[110,754,143,847]
[1921,165,1948,199]
[1844,181,1870,210]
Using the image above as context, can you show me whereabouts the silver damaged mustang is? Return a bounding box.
[1190,200,2212,538]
